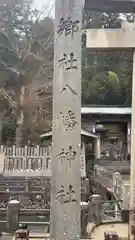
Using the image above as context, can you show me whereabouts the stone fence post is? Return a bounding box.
[24,177,30,193]
[122,183,130,210]
[113,172,122,200]
[89,194,102,224]
[84,178,90,195]
[23,177,30,206]
[94,165,99,179]
[6,199,20,231]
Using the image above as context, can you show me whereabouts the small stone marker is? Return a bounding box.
[91,194,101,224]
[6,199,20,231]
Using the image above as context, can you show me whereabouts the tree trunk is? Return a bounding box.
[16,124,23,147]
[0,112,4,145]
[16,111,24,146]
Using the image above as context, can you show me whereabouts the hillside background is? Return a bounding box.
[0,0,132,145]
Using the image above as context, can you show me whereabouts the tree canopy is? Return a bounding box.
[0,3,133,145]
[82,11,132,106]
[0,0,53,145]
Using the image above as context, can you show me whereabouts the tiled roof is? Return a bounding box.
[40,129,98,139]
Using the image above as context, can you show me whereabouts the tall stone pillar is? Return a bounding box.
[51,1,83,240]
[129,51,135,240]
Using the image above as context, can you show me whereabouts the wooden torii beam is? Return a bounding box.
[84,0,135,13]
[86,23,135,49]
[86,22,135,240]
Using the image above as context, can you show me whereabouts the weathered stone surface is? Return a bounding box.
[51,0,83,239]
[122,183,130,210]
[129,51,135,240]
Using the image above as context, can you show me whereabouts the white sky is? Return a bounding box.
[34,0,55,17]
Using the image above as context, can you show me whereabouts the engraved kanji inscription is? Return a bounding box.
[58,17,80,36]
[66,146,76,167]
[56,185,65,204]
[58,148,65,164]
[57,146,76,167]
[64,185,77,203]
[56,185,77,204]
[62,84,78,96]
[81,155,84,170]
[60,110,77,131]
[58,53,77,70]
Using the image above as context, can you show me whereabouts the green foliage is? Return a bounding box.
[2,120,16,145]
[82,70,122,105]
[118,51,132,106]
[0,0,34,41]
[0,0,43,144]
[82,12,132,106]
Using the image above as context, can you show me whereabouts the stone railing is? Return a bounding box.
[0,145,50,156]
[0,145,86,177]
[94,165,130,209]
[94,160,130,175]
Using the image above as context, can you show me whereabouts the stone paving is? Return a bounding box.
[87,222,128,240]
